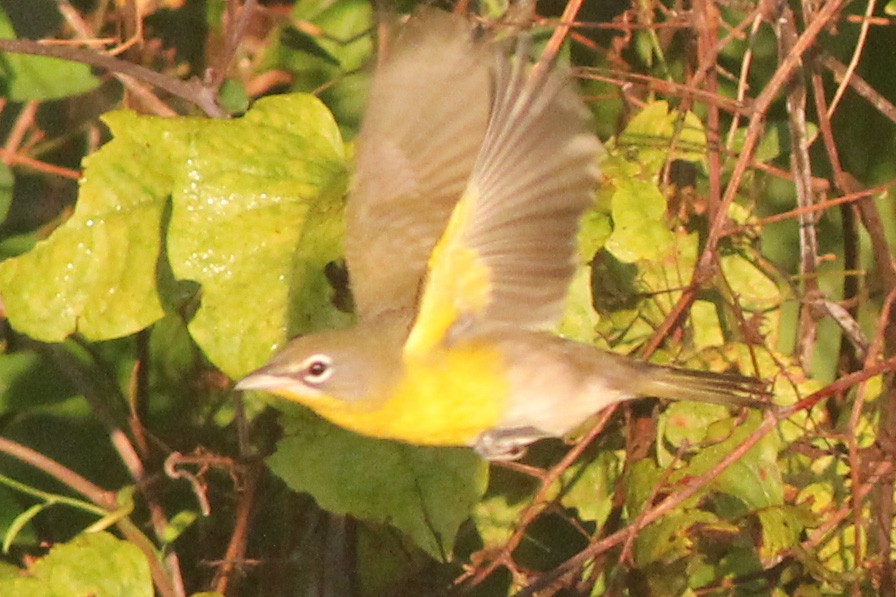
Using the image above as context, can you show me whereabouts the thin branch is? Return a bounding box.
[0,38,225,117]
[518,354,896,594]
[0,436,115,508]
[644,0,848,357]
[207,0,258,92]
[826,0,877,118]
[0,436,179,596]
[776,2,820,369]
[819,52,896,124]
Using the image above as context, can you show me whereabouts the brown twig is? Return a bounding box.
[0,436,115,508]
[462,406,618,586]
[516,354,896,594]
[775,3,820,370]
[643,0,848,357]
[212,462,262,594]
[207,0,259,93]
[0,38,225,117]
[0,436,179,596]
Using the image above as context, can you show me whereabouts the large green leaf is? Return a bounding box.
[668,410,784,511]
[0,531,152,597]
[162,94,348,377]
[268,405,488,560]
[0,113,176,341]
[0,94,348,379]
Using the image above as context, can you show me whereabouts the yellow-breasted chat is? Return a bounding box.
[236,10,766,460]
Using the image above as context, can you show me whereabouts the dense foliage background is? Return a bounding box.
[0,0,894,595]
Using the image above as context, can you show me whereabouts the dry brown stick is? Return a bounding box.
[212,462,262,595]
[852,289,896,593]
[462,405,618,586]
[0,436,179,596]
[531,0,587,79]
[723,184,888,235]
[820,52,896,124]
[868,282,896,593]
[827,0,878,118]
[0,146,81,179]
[726,14,764,148]
[0,436,115,508]
[809,45,863,365]
[643,0,848,357]
[580,69,750,115]
[0,38,225,117]
[775,3,820,370]
[516,410,780,596]
[41,342,187,595]
[694,0,723,223]
[518,355,896,595]
[3,100,38,155]
[207,0,259,92]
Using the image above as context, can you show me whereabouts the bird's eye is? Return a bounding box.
[300,354,333,385]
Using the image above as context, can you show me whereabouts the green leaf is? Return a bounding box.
[161,510,199,544]
[690,300,724,349]
[471,492,528,549]
[163,94,349,377]
[267,0,374,131]
[731,121,820,163]
[559,450,622,526]
[670,411,784,511]
[0,531,152,597]
[605,178,674,263]
[0,9,99,101]
[634,509,722,566]
[755,505,814,563]
[0,162,13,222]
[719,253,781,311]
[577,209,613,261]
[557,267,599,343]
[657,401,734,468]
[0,111,178,342]
[0,93,349,379]
[615,101,707,173]
[267,404,488,559]
[626,458,663,514]
[281,26,341,66]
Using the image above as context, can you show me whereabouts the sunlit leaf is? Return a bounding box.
[605,179,674,263]
[0,94,349,380]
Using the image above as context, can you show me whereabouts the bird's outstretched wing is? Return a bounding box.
[345,11,493,321]
[405,36,601,355]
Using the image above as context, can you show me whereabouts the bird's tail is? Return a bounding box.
[631,364,770,409]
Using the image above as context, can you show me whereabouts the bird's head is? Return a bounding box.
[235,326,403,405]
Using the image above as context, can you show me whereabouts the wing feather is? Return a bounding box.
[406,35,601,354]
[346,11,493,321]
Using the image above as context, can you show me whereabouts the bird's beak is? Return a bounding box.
[235,368,324,400]
[234,370,286,392]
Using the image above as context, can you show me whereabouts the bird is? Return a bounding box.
[236,9,766,460]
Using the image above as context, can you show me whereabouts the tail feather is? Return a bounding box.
[635,366,770,409]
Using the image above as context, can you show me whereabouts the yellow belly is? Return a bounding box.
[311,342,509,447]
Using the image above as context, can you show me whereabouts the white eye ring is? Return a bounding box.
[300,354,333,385]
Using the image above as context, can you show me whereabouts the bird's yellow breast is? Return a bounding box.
[308,341,509,447]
